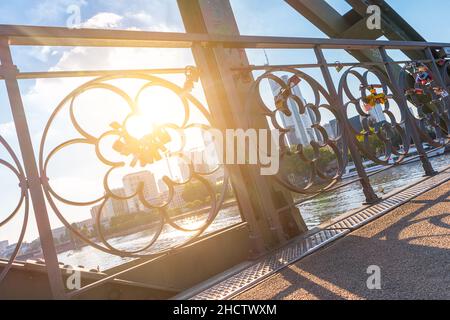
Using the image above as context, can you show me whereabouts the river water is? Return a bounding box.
[58,153,450,271]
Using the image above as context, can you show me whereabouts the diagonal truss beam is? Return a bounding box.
[285,0,427,62]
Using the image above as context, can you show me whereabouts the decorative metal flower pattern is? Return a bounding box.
[249,67,345,194]
[39,73,229,258]
[248,62,450,197]
[338,66,410,164]
[401,63,450,147]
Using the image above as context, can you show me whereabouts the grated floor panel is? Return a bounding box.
[188,169,450,300]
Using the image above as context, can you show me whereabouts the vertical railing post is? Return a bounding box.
[424,47,447,88]
[0,38,66,299]
[379,46,437,176]
[177,0,308,253]
[314,46,380,204]
[424,47,450,139]
[424,47,450,110]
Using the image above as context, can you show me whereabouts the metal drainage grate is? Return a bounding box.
[189,169,450,300]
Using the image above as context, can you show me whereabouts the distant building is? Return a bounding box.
[328,119,341,138]
[90,205,102,222]
[177,157,190,181]
[323,121,342,140]
[123,171,159,213]
[76,218,94,230]
[167,190,186,210]
[348,116,363,133]
[0,240,8,252]
[270,75,320,146]
[323,123,334,140]
[189,149,211,173]
[18,242,32,256]
[347,112,387,134]
[0,240,8,256]
[104,188,129,218]
[91,203,112,221]
[368,104,386,124]
[52,226,67,242]
[2,243,19,258]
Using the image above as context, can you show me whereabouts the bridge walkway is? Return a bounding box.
[182,166,450,300]
[236,174,450,300]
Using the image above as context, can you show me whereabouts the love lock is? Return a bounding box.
[274,75,301,115]
[335,61,344,73]
[405,88,425,96]
[433,87,449,99]
[183,66,200,93]
[407,63,434,87]
[415,65,433,86]
[360,84,388,111]
[436,59,447,67]
[110,121,172,167]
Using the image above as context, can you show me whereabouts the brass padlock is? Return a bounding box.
[335,61,344,73]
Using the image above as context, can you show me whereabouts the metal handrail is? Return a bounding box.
[7,68,188,80]
[1,24,450,50]
[233,60,435,72]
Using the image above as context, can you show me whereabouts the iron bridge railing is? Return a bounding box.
[0,25,449,299]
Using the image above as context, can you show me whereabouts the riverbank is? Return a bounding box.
[102,200,238,240]
[57,205,243,270]
[55,199,239,257]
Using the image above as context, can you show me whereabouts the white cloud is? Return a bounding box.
[27,0,87,24]
[0,122,16,139]
[24,11,193,114]
[80,12,123,29]
[124,11,178,32]
[96,0,184,31]
[126,11,152,24]
[30,47,52,63]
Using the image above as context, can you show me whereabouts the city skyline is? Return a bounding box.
[89,150,222,227]
[269,75,338,146]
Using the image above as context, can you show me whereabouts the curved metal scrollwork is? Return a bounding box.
[249,67,345,194]
[440,60,450,91]
[400,62,450,146]
[0,136,29,284]
[338,65,411,164]
[39,73,229,258]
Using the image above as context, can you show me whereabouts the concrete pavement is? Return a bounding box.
[236,181,450,300]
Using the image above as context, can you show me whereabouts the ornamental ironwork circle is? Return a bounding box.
[338,65,411,165]
[400,63,450,146]
[249,67,345,194]
[39,73,229,258]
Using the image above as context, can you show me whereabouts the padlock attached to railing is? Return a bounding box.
[274,75,301,115]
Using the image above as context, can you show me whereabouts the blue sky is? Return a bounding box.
[0,0,449,244]
[1,0,449,40]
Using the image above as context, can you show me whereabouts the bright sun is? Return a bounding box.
[126,85,183,138]
[126,84,208,151]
